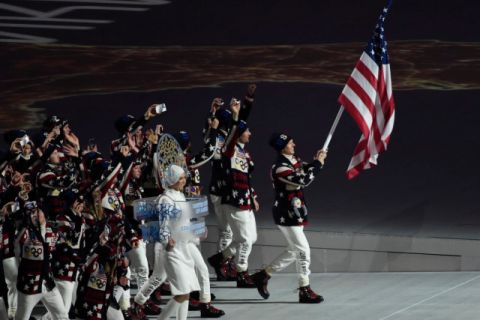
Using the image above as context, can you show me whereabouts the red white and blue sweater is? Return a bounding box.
[221,130,257,211]
[271,154,322,226]
[16,224,57,294]
[52,208,86,282]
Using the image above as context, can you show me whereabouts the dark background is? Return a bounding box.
[1,0,480,238]
[3,0,480,44]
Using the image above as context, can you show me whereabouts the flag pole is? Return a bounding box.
[322,106,344,151]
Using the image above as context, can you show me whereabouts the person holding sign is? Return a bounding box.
[155,165,203,320]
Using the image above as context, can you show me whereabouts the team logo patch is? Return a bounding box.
[88,267,107,291]
[232,156,248,172]
[291,197,302,208]
[24,244,44,260]
[289,197,308,220]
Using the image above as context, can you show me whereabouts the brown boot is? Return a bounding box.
[191,290,216,301]
[189,296,201,311]
[144,300,161,315]
[252,269,271,299]
[207,252,229,281]
[236,271,256,288]
[298,285,324,304]
[130,302,147,320]
[200,303,225,318]
[225,257,238,280]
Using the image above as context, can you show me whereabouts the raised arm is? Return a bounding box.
[276,151,327,187]
[223,101,241,158]
[239,84,256,121]
[188,118,219,169]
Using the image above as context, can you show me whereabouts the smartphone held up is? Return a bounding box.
[154,103,167,114]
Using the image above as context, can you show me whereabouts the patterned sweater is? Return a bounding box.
[185,127,218,196]
[52,208,86,281]
[222,138,257,211]
[16,224,57,294]
[271,154,322,226]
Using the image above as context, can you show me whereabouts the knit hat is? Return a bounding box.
[230,97,241,107]
[216,108,232,132]
[162,164,185,187]
[23,200,39,225]
[63,188,84,207]
[269,133,293,152]
[60,119,69,128]
[43,115,62,132]
[82,151,103,175]
[237,120,248,136]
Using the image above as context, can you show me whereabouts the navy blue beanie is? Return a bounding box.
[237,120,248,136]
[269,133,292,152]
[43,115,62,132]
[216,108,232,131]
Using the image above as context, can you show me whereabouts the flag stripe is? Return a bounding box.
[347,75,376,116]
[338,3,395,179]
[351,65,378,104]
[339,94,371,138]
[358,54,379,86]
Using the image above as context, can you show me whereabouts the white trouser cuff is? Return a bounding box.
[134,291,149,305]
[299,276,310,287]
[200,293,211,304]
[120,296,131,310]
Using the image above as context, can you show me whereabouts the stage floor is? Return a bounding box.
[32,272,480,320]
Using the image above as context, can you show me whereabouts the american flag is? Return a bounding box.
[338,1,395,179]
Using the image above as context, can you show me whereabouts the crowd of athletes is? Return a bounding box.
[0,84,327,320]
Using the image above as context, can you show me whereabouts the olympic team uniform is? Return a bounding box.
[15,221,69,320]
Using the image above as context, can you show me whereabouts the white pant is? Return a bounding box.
[223,206,257,272]
[188,242,211,303]
[15,287,68,320]
[41,279,75,320]
[3,256,18,316]
[266,225,311,287]
[127,240,149,291]
[0,297,8,320]
[210,195,233,252]
[106,306,125,320]
[71,274,79,308]
[56,280,75,313]
[106,288,125,320]
[116,267,131,310]
[134,242,167,305]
